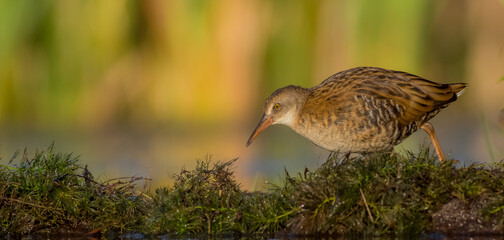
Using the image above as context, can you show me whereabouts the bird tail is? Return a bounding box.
[449,83,467,97]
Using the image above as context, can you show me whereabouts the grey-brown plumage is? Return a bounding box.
[246,67,467,161]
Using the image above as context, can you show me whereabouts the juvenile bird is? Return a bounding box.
[246,67,467,161]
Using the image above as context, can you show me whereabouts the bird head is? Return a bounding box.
[246,85,306,147]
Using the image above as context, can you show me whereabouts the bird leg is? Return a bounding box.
[420,122,445,162]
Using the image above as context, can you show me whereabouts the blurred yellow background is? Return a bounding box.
[0,0,503,189]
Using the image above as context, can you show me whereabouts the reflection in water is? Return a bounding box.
[15,232,504,240]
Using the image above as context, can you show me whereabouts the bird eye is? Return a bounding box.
[273,103,281,110]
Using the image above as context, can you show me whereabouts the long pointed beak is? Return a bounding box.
[246,114,274,147]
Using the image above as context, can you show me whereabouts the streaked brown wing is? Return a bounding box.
[351,69,460,125]
[314,67,464,126]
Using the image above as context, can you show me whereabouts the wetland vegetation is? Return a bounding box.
[1,145,503,238]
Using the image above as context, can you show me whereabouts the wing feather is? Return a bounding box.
[311,67,467,126]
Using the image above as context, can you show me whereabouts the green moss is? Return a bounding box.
[0,144,151,234]
[1,145,504,237]
[144,157,295,236]
[283,150,504,236]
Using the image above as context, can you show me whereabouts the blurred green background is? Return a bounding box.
[0,0,503,189]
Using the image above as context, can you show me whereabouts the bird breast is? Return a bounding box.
[291,93,411,153]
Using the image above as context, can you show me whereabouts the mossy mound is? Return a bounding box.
[284,151,504,236]
[0,145,151,235]
[1,145,504,237]
[144,157,294,236]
